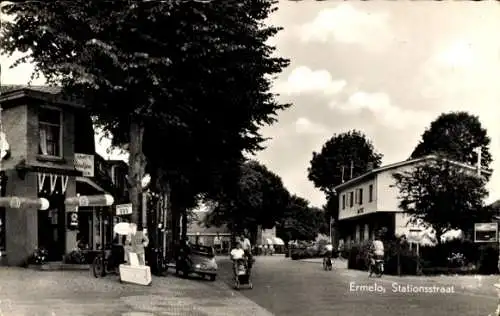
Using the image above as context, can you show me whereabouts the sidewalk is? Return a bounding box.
[0,267,273,316]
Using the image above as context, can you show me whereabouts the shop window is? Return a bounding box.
[38,107,62,157]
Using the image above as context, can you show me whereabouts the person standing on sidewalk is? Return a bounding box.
[128,223,149,265]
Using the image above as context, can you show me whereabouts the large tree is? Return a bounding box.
[392,157,488,244]
[308,130,383,195]
[2,1,289,228]
[276,195,326,242]
[308,130,383,229]
[205,160,290,238]
[410,112,492,171]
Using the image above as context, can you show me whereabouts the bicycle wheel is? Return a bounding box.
[92,255,105,278]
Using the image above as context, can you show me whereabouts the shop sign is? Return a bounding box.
[74,153,94,177]
[116,203,133,216]
[68,212,78,229]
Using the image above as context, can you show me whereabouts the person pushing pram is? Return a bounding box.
[230,241,253,289]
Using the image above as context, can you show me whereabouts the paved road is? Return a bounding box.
[217,255,499,316]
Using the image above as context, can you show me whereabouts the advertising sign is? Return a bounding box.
[74,153,94,177]
[116,203,133,216]
[474,222,498,243]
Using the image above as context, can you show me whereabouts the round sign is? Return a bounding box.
[114,222,132,236]
[78,196,89,207]
[70,213,78,222]
[9,197,21,208]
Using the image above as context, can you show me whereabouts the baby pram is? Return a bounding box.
[233,258,253,290]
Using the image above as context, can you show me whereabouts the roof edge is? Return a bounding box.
[334,155,492,191]
[0,87,84,109]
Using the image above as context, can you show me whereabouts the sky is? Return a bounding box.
[2,1,500,207]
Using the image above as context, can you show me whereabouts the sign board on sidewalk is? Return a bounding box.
[74,153,94,177]
[119,261,152,286]
[474,222,498,243]
[116,203,133,216]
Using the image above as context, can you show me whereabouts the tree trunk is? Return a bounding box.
[181,210,188,241]
[128,120,146,228]
[169,201,180,260]
[435,230,443,245]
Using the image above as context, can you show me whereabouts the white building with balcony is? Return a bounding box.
[335,155,491,246]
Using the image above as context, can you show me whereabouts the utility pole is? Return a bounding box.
[350,160,354,179]
[474,147,482,176]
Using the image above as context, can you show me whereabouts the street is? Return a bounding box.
[217,255,499,316]
[0,257,499,315]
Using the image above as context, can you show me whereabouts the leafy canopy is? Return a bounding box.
[277,195,327,242]
[2,1,291,218]
[1,0,289,145]
[205,160,290,230]
[308,130,383,195]
[392,157,488,242]
[410,112,492,171]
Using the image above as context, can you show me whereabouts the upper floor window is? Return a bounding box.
[342,194,346,210]
[349,191,354,207]
[39,107,62,157]
[357,188,363,205]
[368,184,374,202]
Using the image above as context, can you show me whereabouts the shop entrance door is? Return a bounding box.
[38,205,65,261]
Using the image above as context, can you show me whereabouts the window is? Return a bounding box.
[368,184,374,202]
[358,188,363,205]
[38,107,62,157]
[349,191,354,207]
[342,195,346,210]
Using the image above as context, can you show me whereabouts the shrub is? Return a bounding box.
[419,240,496,275]
[347,239,421,275]
[347,241,371,270]
[29,248,48,265]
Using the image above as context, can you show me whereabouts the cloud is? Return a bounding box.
[299,3,392,51]
[329,91,430,129]
[295,117,329,135]
[419,37,500,203]
[273,66,346,96]
[434,40,475,69]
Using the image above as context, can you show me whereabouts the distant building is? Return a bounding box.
[187,209,231,250]
[335,155,491,247]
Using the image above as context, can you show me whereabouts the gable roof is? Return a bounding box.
[0,84,84,108]
[334,154,492,191]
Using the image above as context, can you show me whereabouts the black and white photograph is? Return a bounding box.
[1,0,500,315]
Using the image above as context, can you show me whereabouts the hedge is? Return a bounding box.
[347,239,498,275]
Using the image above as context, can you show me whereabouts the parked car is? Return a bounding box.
[176,244,218,281]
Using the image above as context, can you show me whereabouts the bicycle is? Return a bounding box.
[92,249,120,278]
